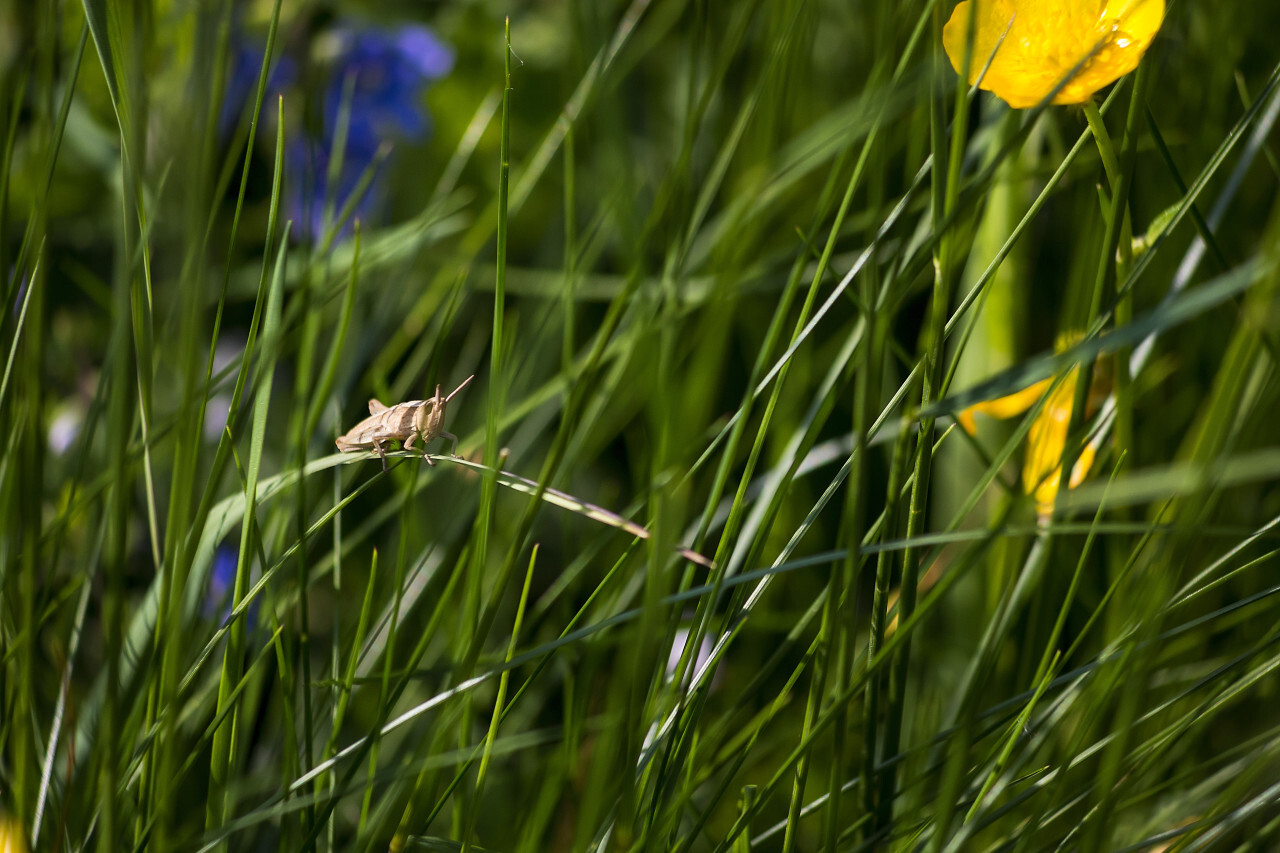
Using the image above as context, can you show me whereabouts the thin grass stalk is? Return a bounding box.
[0,65,25,298]
[781,602,834,853]
[1110,63,1280,330]
[361,515,415,838]
[140,23,288,840]
[823,554,854,853]
[322,546,380,804]
[414,544,634,836]
[99,124,135,853]
[875,5,972,832]
[1084,78,1142,651]
[12,230,45,842]
[1061,93,1140,670]
[294,547,473,850]
[284,80,363,839]
[1110,68,1150,467]
[861,411,912,833]
[607,13,806,787]
[1100,70,1151,657]
[624,14,752,819]
[327,459,345,851]
[83,3,153,842]
[225,434,304,850]
[444,18,515,838]
[669,631,826,853]
[291,311,320,824]
[681,143,851,582]
[371,0,658,386]
[190,0,285,481]
[457,18,702,709]
[693,333,861,852]
[945,465,1124,850]
[701,397,865,841]
[1002,507,1171,849]
[725,59,895,851]
[467,8,515,674]
[816,56,895,853]
[1083,207,1280,847]
[1141,110,1231,274]
[679,392,1013,849]
[206,102,288,843]
[637,259,685,846]
[3,20,86,316]
[562,126,577,372]
[314,238,365,835]
[844,129,889,852]
[635,0,738,800]
[643,5,773,796]
[31,538,96,849]
[303,224,362,441]
[461,546,538,853]
[148,0,233,843]
[705,498,1017,853]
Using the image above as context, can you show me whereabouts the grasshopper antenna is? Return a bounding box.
[445,374,475,403]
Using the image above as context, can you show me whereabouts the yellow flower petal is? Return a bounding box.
[957,376,1055,434]
[1030,436,1100,517]
[1023,371,1080,512]
[0,816,29,853]
[957,350,1112,515]
[943,0,1165,108]
[1022,369,1109,515]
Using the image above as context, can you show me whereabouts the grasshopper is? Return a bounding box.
[336,375,474,471]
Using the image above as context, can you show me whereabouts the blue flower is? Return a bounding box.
[322,25,454,160]
[285,138,383,246]
[219,42,297,139]
[223,21,454,243]
[294,23,453,242]
[205,543,257,628]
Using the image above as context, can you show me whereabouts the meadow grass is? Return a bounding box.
[3,0,1280,850]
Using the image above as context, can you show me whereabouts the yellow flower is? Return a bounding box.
[959,357,1111,516]
[943,0,1165,108]
[956,376,1054,435]
[0,815,28,853]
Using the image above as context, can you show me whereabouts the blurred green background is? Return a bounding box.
[3,0,1280,850]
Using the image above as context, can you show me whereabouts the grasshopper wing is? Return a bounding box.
[336,411,383,451]
[368,399,389,415]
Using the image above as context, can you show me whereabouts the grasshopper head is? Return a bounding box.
[413,388,446,440]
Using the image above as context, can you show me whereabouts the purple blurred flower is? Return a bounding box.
[285,137,383,246]
[322,25,454,159]
[293,23,453,242]
[219,43,297,138]
[205,543,257,627]
[223,21,453,243]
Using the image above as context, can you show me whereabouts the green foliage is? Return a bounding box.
[2,0,1280,850]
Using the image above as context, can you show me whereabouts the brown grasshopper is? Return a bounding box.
[336,375,474,471]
